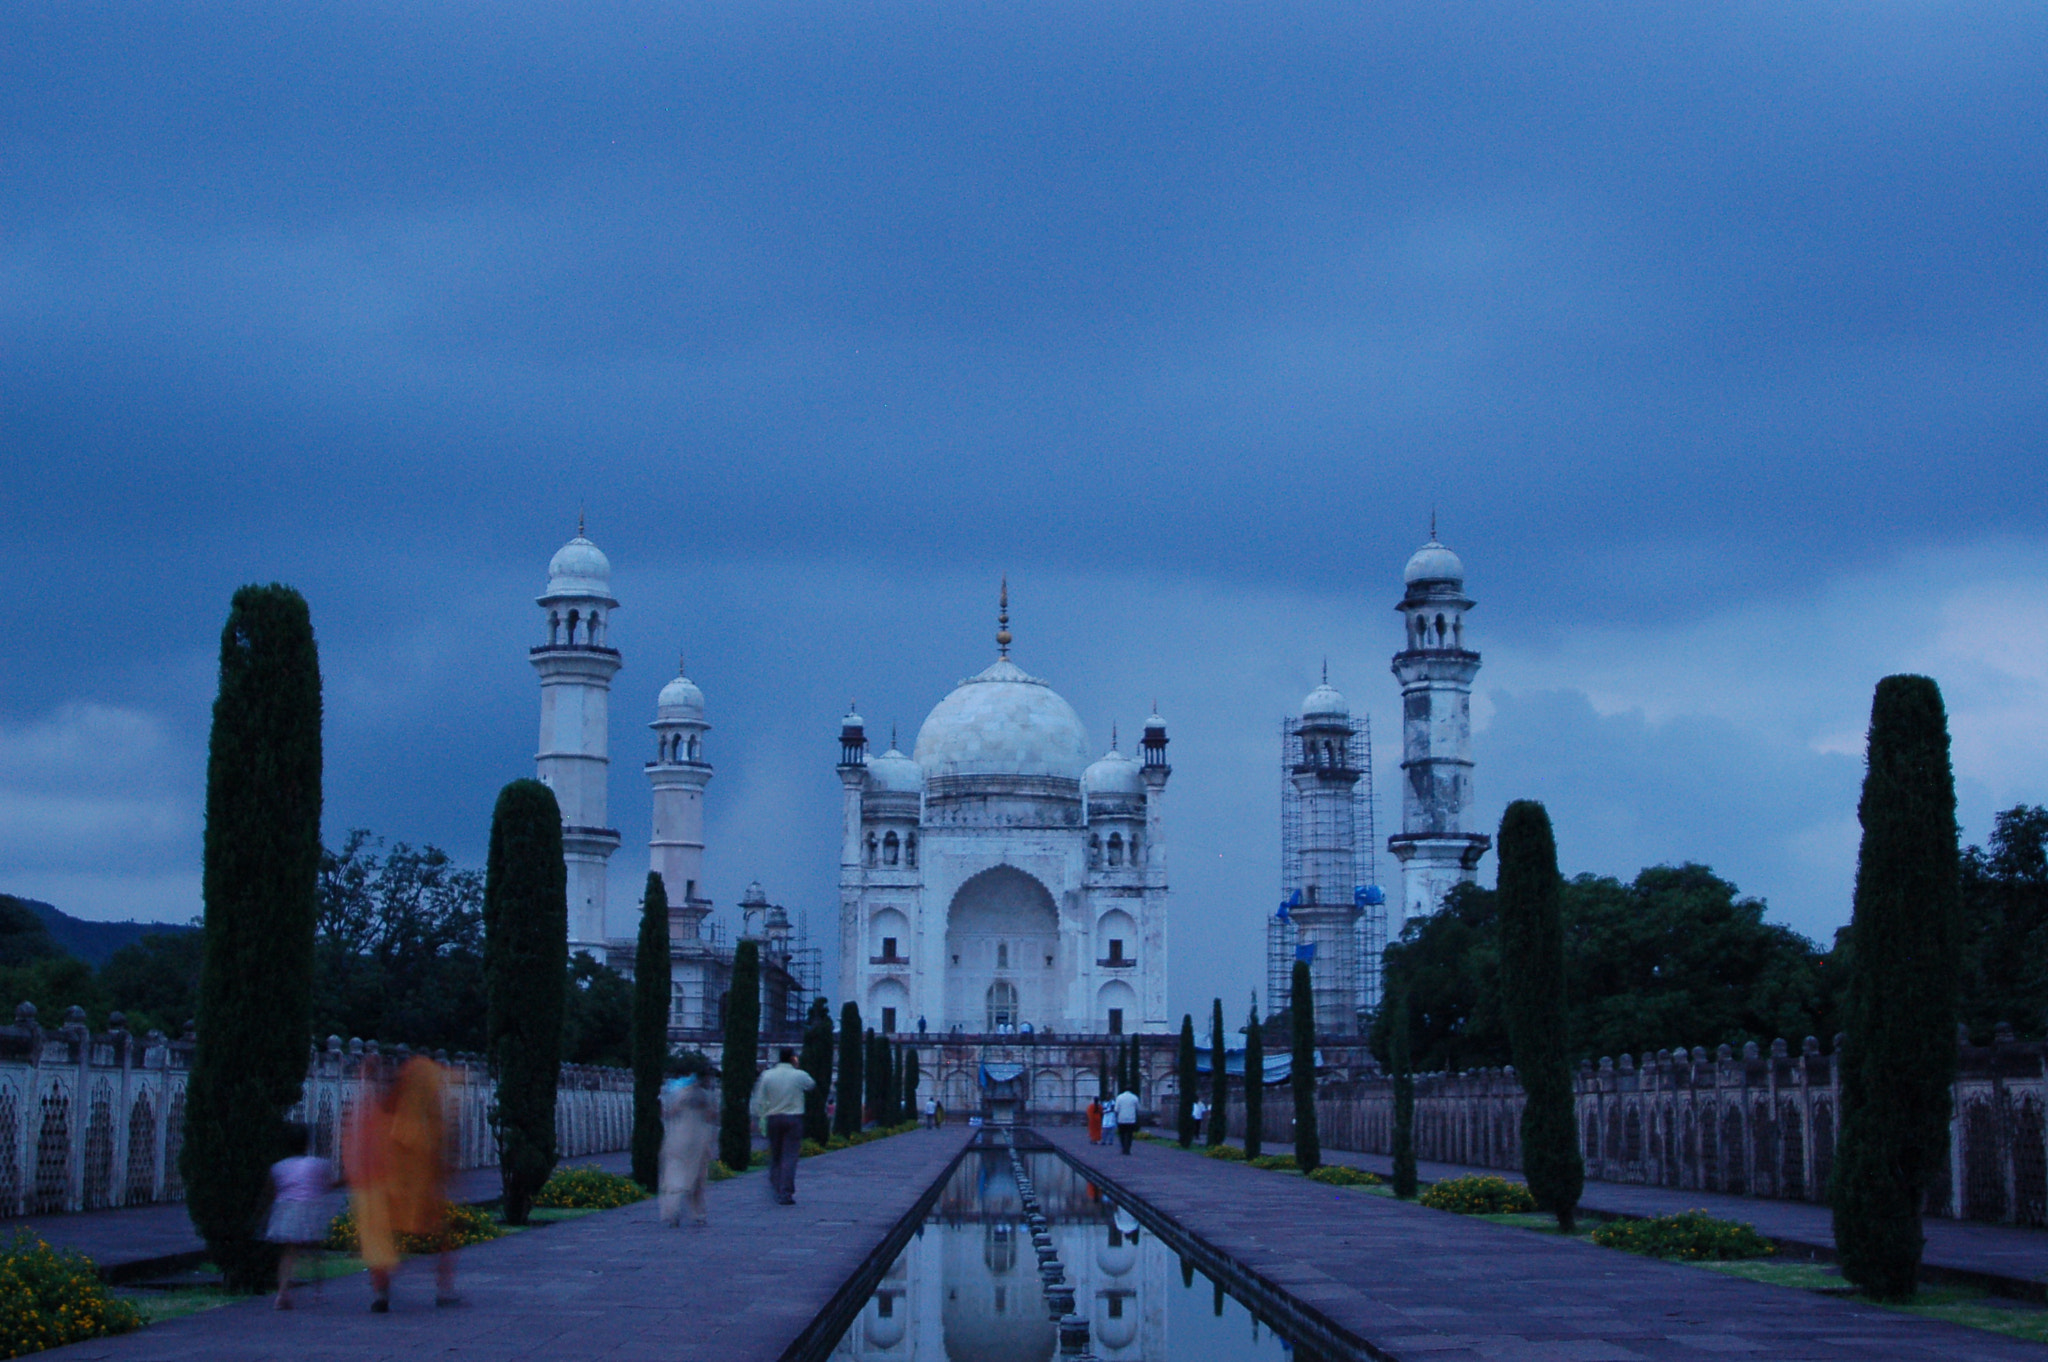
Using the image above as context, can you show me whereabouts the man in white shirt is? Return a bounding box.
[1113,1087,1139,1155]
[750,1048,816,1205]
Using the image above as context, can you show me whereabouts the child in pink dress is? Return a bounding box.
[264,1122,336,1308]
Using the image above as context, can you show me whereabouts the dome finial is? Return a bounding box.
[1430,506,1437,542]
[678,652,686,677]
[1111,722,1119,752]
[996,577,1012,657]
[1322,657,1328,684]
[891,722,898,748]
[578,506,586,538]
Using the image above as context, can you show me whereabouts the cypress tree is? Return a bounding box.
[1175,1016,1198,1147]
[1206,998,1228,1147]
[903,1046,921,1123]
[1124,1036,1138,1097]
[719,939,760,1172]
[864,1030,884,1127]
[1832,676,1962,1299]
[882,1038,900,1125]
[1389,974,1417,1199]
[1243,994,1264,1160]
[483,778,568,1225]
[184,585,322,1290]
[1290,958,1320,1171]
[630,872,670,1190]
[1099,1050,1112,1108]
[835,1002,863,1136]
[1497,799,1582,1232]
[799,997,834,1144]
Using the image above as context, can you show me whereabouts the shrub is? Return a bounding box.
[1419,1175,1537,1215]
[323,1201,504,1255]
[534,1165,648,1211]
[800,1139,827,1158]
[1308,1165,1382,1187]
[1248,1154,1299,1172]
[1591,1211,1774,1261]
[1203,1144,1246,1161]
[0,1231,143,1357]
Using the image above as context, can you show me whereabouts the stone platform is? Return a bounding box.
[44,1129,970,1361]
[1047,1127,2048,1360]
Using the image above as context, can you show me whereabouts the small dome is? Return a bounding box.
[741,880,768,908]
[1084,747,1145,797]
[840,707,865,732]
[1143,710,1166,733]
[1301,682,1349,720]
[1404,538,1464,586]
[867,747,922,794]
[546,534,613,598]
[657,670,704,721]
[913,657,1092,780]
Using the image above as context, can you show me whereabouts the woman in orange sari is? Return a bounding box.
[1086,1098,1103,1145]
[347,1056,456,1312]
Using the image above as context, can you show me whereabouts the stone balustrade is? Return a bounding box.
[0,1003,632,1218]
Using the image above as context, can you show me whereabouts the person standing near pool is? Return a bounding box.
[1113,1085,1138,1155]
[750,1048,815,1206]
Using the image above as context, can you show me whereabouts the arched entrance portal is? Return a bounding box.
[944,866,1060,1032]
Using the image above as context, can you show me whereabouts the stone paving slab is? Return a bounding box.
[1051,1128,2048,1361]
[42,1130,969,1361]
[5,1152,634,1279]
[1261,1139,2048,1296]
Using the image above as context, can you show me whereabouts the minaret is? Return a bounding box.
[1138,706,1171,1032]
[647,658,712,942]
[1289,670,1364,1035]
[835,702,867,1010]
[532,521,622,958]
[1388,528,1490,934]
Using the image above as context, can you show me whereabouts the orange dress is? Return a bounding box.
[1086,1101,1103,1143]
[346,1057,449,1271]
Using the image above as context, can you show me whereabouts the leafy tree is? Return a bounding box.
[1206,998,1227,1147]
[1373,881,1510,1073]
[185,584,322,1291]
[903,1045,921,1121]
[1243,994,1264,1160]
[631,873,670,1189]
[484,779,567,1225]
[1388,973,1416,1199]
[835,1002,863,1136]
[1832,676,1962,1300]
[799,997,835,1143]
[1290,959,1319,1171]
[97,931,202,1037]
[1498,799,1583,1232]
[562,952,633,1067]
[313,831,486,1053]
[720,939,761,1172]
[1959,804,2048,1041]
[1175,1016,1197,1146]
[0,898,62,968]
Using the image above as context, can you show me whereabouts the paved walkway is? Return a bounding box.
[44,1129,969,1361]
[8,1153,634,1281]
[1052,1127,2048,1360]
[1274,1140,2048,1298]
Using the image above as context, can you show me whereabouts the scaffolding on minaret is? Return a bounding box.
[1268,713,1387,1026]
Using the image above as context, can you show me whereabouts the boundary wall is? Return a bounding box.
[0,1005,630,1217]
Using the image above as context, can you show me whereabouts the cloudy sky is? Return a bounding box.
[4,2,2043,1023]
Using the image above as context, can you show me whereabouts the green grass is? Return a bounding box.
[1696,1260,2048,1345]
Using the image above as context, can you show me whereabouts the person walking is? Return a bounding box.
[658,1068,717,1226]
[348,1055,458,1312]
[923,1095,937,1130]
[750,1047,815,1206]
[1100,1094,1119,1148]
[262,1122,334,1309]
[1085,1097,1103,1146]
[1114,1085,1139,1155]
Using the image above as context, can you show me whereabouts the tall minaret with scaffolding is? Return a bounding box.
[532,519,622,958]
[1388,525,1490,934]
[1269,665,1385,1034]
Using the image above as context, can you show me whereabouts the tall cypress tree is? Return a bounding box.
[630,872,671,1189]
[1290,958,1320,1171]
[483,778,568,1226]
[184,585,322,1290]
[1099,1050,1112,1108]
[1206,998,1228,1147]
[864,1030,883,1127]
[835,1002,863,1136]
[1175,1016,1198,1147]
[1243,995,1264,1160]
[903,1045,921,1123]
[1832,676,1962,1299]
[1497,799,1582,1231]
[719,939,761,1172]
[799,996,835,1144]
[1389,974,1417,1199]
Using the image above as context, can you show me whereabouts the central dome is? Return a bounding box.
[913,657,1092,780]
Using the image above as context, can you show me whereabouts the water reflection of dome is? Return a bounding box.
[1095,1230,1138,1278]
[864,1295,906,1349]
[1095,1304,1139,1352]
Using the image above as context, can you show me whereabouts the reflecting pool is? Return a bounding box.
[828,1146,1322,1361]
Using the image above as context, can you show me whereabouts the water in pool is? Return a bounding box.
[828,1146,1322,1361]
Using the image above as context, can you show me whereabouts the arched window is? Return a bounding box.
[1435,612,1447,644]
[588,610,602,645]
[1089,835,1102,868]
[865,833,879,868]
[987,981,1018,1031]
[997,942,1009,969]
[1129,833,1140,864]
[904,833,917,869]
[883,831,900,866]
[566,609,581,644]
[548,611,561,645]
[688,735,701,761]
[1107,833,1124,867]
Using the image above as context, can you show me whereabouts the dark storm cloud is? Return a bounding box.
[4,3,2044,1011]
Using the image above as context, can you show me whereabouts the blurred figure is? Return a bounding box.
[263,1121,334,1309]
[1100,1096,1118,1148]
[1086,1098,1103,1146]
[658,1068,717,1227]
[347,1055,457,1312]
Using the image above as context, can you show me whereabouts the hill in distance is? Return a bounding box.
[0,893,197,968]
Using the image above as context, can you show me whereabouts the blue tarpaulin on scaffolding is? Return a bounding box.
[1192,1047,1321,1085]
[979,1062,1026,1087]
